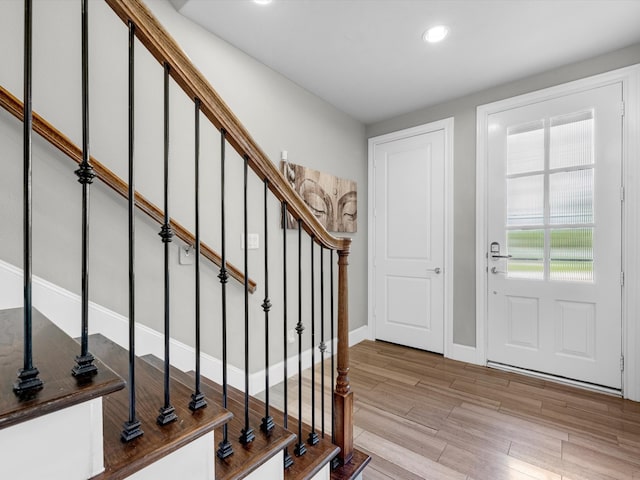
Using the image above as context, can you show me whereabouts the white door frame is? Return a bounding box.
[476,64,640,400]
[368,117,454,356]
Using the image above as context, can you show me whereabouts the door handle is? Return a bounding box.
[427,267,441,274]
[489,241,511,260]
[491,266,506,274]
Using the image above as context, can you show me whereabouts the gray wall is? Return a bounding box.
[367,43,640,346]
[3,0,638,359]
[0,0,367,372]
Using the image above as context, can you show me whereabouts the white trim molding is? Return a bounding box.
[367,118,456,360]
[476,63,640,400]
[0,258,367,397]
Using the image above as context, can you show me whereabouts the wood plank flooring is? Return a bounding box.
[265,340,640,480]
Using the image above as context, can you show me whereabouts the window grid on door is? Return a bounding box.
[504,110,595,282]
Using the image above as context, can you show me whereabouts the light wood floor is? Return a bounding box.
[266,339,640,480]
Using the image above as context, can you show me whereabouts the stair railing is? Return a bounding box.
[104,0,354,464]
[8,0,355,469]
[105,0,355,464]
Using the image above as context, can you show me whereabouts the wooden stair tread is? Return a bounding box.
[230,384,340,480]
[192,370,341,480]
[214,375,370,480]
[143,354,367,479]
[285,437,340,480]
[89,334,232,480]
[0,307,124,431]
[141,354,297,480]
[330,449,371,480]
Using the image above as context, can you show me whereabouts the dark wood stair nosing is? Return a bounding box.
[140,354,298,480]
[285,439,340,480]
[186,367,344,480]
[330,449,371,480]
[0,308,125,431]
[143,357,370,480]
[187,367,343,480]
[88,334,233,480]
[143,354,368,480]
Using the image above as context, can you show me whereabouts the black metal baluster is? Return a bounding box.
[294,219,306,456]
[121,20,143,442]
[216,129,233,459]
[319,246,326,438]
[72,0,97,378]
[330,249,338,469]
[261,180,274,433]
[239,154,255,445]
[281,202,294,469]
[189,98,206,411]
[14,0,43,395]
[157,62,177,425]
[330,251,336,440]
[330,250,340,470]
[307,237,319,446]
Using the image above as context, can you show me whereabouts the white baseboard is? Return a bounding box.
[348,325,369,347]
[447,342,483,365]
[253,324,369,395]
[364,311,481,366]
[0,259,365,395]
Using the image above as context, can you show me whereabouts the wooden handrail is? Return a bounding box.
[0,85,256,294]
[105,0,351,255]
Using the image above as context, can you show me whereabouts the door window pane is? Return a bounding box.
[550,111,594,169]
[502,109,598,283]
[507,175,544,226]
[550,228,593,282]
[507,120,544,175]
[549,169,594,225]
[507,229,544,280]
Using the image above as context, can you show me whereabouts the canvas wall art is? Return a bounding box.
[281,161,357,233]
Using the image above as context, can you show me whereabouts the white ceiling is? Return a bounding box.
[171,0,640,124]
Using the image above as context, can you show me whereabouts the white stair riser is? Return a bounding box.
[243,450,284,480]
[126,432,215,480]
[310,463,331,480]
[0,398,103,480]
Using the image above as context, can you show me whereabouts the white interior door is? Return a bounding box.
[486,83,623,389]
[372,129,445,353]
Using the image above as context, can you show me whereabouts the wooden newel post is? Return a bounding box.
[335,244,353,465]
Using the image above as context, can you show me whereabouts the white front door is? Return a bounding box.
[372,127,446,353]
[486,83,623,389]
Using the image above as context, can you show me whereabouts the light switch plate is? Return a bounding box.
[242,233,260,250]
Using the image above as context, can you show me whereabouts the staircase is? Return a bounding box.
[0,0,369,479]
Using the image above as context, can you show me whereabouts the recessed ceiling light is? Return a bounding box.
[254,0,272,5]
[423,25,449,43]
